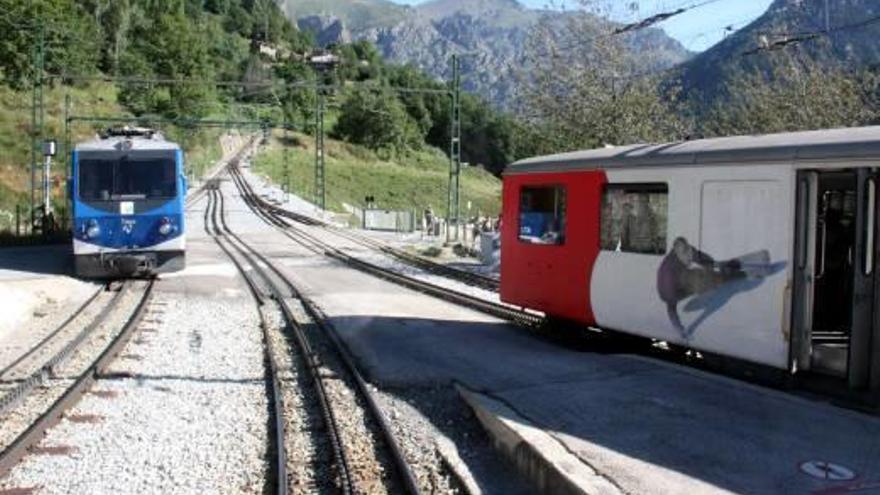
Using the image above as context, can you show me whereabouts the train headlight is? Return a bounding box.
[158,217,173,236]
[85,220,100,239]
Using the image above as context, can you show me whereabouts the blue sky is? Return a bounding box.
[390,0,774,52]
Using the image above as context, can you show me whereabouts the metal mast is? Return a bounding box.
[447,54,462,243]
[314,89,325,210]
[31,23,45,234]
[309,53,338,211]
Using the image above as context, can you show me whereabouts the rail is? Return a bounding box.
[228,161,541,328]
[0,280,154,477]
[207,183,422,494]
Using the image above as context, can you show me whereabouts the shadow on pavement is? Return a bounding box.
[324,314,880,495]
[0,244,73,277]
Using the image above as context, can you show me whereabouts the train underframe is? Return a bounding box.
[74,250,185,278]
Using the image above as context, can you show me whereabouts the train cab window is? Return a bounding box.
[79,154,177,201]
[600,184,668,254]
[519,186,566,245]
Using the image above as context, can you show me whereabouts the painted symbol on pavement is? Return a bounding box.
[800,461,857,481]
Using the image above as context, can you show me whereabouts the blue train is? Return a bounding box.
[72,128,186,278]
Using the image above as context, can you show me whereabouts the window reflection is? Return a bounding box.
[601,184,668,254]
[519,186,566,245]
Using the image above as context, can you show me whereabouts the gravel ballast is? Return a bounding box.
[0,292,271,495]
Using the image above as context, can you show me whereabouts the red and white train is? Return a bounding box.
[501,126,880,398]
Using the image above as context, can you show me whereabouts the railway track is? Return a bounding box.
[205,183,421,494]
[0,279,154,477]
[233,148,498,292]
[202,187,290,494]
[0,282,127,416]
[185,136,258,210]
[265,203,500,292]
[229,160,541,328]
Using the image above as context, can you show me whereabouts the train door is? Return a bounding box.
[793,168,880,394]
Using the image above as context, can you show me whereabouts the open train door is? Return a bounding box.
[793,168,880,401]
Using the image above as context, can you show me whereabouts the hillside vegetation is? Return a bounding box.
[0,0,522,234]
[0,81,241,231]
[253,132,501,216]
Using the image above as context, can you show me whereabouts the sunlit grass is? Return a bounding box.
[252,131,502,218]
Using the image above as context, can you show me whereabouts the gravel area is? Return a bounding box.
[376,385,533,495]
[0,282,148,454]
[0,291,272,495]
[0,286,117,385]
[354,250,501,303]
[0,280,102,362]
[285,298,402,495]
[262,303,337,494]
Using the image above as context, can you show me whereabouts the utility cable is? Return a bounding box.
[744,13,880,56]
[613,0,725,35]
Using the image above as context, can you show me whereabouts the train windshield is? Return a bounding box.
[78,154,177,201]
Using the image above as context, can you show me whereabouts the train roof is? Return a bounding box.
[507,126,880,174]
[75,135,181,153]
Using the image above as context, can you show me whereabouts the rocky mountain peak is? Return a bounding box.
[284,0,691,107]
[297,14,352,46]
[416,0,527,19]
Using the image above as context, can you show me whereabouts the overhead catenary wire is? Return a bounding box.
[612,0,725,35]
[47,73,455,96]
[743,13,880,56]
[549,0,737,62]
[677,9,769,51]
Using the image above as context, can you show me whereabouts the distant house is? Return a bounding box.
[258,43,278,60]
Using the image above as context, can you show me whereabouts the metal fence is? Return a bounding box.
[362,209,416,233]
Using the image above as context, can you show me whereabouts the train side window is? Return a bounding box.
[600,183,668,254]
[519,186,566,245]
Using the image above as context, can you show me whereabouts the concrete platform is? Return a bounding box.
[460,358,880,495]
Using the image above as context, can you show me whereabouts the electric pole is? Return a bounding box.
[283,119,290,203]
[31,23,45,235]
[314,89,325,210]
[309,53,338,211]
[446,54,462,243]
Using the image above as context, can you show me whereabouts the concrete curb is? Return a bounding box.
[456,384,622,495]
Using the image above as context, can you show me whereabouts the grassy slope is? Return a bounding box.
[253,131,502,218]
[0,83,226,232]
[0,83,125,230]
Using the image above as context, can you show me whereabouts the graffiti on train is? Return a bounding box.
[657,237,787,339]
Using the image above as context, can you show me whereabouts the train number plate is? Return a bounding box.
[120,201,134,215]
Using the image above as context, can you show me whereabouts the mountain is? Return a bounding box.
[279,0,410,31]
[280,0,692,107]
[677,0,880,102]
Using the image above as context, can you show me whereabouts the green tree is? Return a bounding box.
[701,55,879,137]
[332,87,422,153]
[119,7,216,118]
[275,58,317,129]
[0,0,101,89]
[518,0,689,150]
